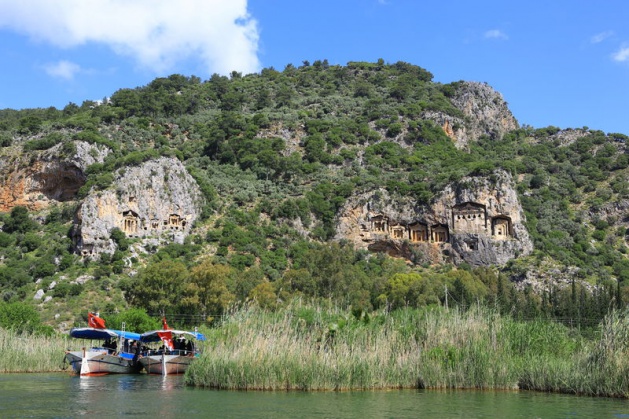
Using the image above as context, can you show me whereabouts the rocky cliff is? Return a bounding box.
[0,140,109,212]
[72,157,203,257]
[424,81,519,148]
[335,170,533,266]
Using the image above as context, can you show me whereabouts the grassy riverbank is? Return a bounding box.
[186,302,629,397]
[0,328,68,373]
[3,302,629,398]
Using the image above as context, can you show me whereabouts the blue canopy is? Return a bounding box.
[139,329,206,343]
[69,327,141,341]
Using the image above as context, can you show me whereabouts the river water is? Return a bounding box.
[1,373,628,418]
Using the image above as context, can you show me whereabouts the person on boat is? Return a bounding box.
[185,340,193,355]
[103,338,116,353]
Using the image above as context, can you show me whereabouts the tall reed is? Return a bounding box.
[517,309,629,398]
[186,302,519,390]
[186,302,629,397]
[0,328,68,373]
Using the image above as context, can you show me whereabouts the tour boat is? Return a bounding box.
[65,312,142,376]
[138,317,206,376]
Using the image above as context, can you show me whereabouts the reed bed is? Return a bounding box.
[0,328,68,373]
[186,303,515,391]
[186,302,629,397]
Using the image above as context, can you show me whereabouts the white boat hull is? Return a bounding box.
[65,349,140,376]
[139,353,194,375]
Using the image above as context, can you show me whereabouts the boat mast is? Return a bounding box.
[119,322,126,353]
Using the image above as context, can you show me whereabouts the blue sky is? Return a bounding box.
[1,0,629,134]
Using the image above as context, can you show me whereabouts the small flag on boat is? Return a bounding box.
[88,312,106,329]
[162,316,170,330]
[157,331,174,350]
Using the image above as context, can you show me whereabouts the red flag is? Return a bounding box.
[162,317,170,330]
[157,331,174,350]
[88,312,106,329]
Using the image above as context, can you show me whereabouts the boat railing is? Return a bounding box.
[142,349,196,357]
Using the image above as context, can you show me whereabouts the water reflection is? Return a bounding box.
[161,375,178,391]
[72,374,185,417]
[1,373,628,418]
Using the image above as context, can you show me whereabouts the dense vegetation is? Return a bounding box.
[0,59,626,332]
[8,301,629,398]
[187,302,629,397]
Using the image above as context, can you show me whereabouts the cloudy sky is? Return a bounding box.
[1,0,629,134]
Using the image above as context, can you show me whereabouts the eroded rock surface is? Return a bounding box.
[73,157,203,257]
[424,81,519,148]
[0,141,109,211]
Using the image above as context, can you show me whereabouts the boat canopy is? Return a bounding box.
[139,329,206,343]
[69,327,142,341]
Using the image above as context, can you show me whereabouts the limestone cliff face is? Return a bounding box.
[424,81,519,149]
[334,170,532,267]
[72,157,203,256]
[0,141,109,212]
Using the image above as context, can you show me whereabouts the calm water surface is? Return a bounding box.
[1,373,629,418]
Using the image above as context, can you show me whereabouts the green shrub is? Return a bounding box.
[0,301,44,333]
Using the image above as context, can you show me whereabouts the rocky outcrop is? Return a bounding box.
[587,198,629,238]
[544,128,589,147]
[334,170,532,267]
[424,81,519,149]
[510,258,592,294]
[43,140,111,171]
[72,157,203,257]
[0,141,109,211]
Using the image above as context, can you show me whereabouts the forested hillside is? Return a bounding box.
[0,59,627,329]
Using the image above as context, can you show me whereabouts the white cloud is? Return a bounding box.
[0,0,260,76]
[484,29,508,40]
[612,46,629,62]
[591,30,613,44]
[43,60,82,80]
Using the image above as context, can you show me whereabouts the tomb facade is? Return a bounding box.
[122,210,139,236]
[368,216,450,244]
[431,224,449,242]
[366,203,512,247]
[371,214,388,233]
[409,222,429,242]
[390,224,406,239]
[452,202,487,234]
[492,216,512,240]
[118,211,188,237]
